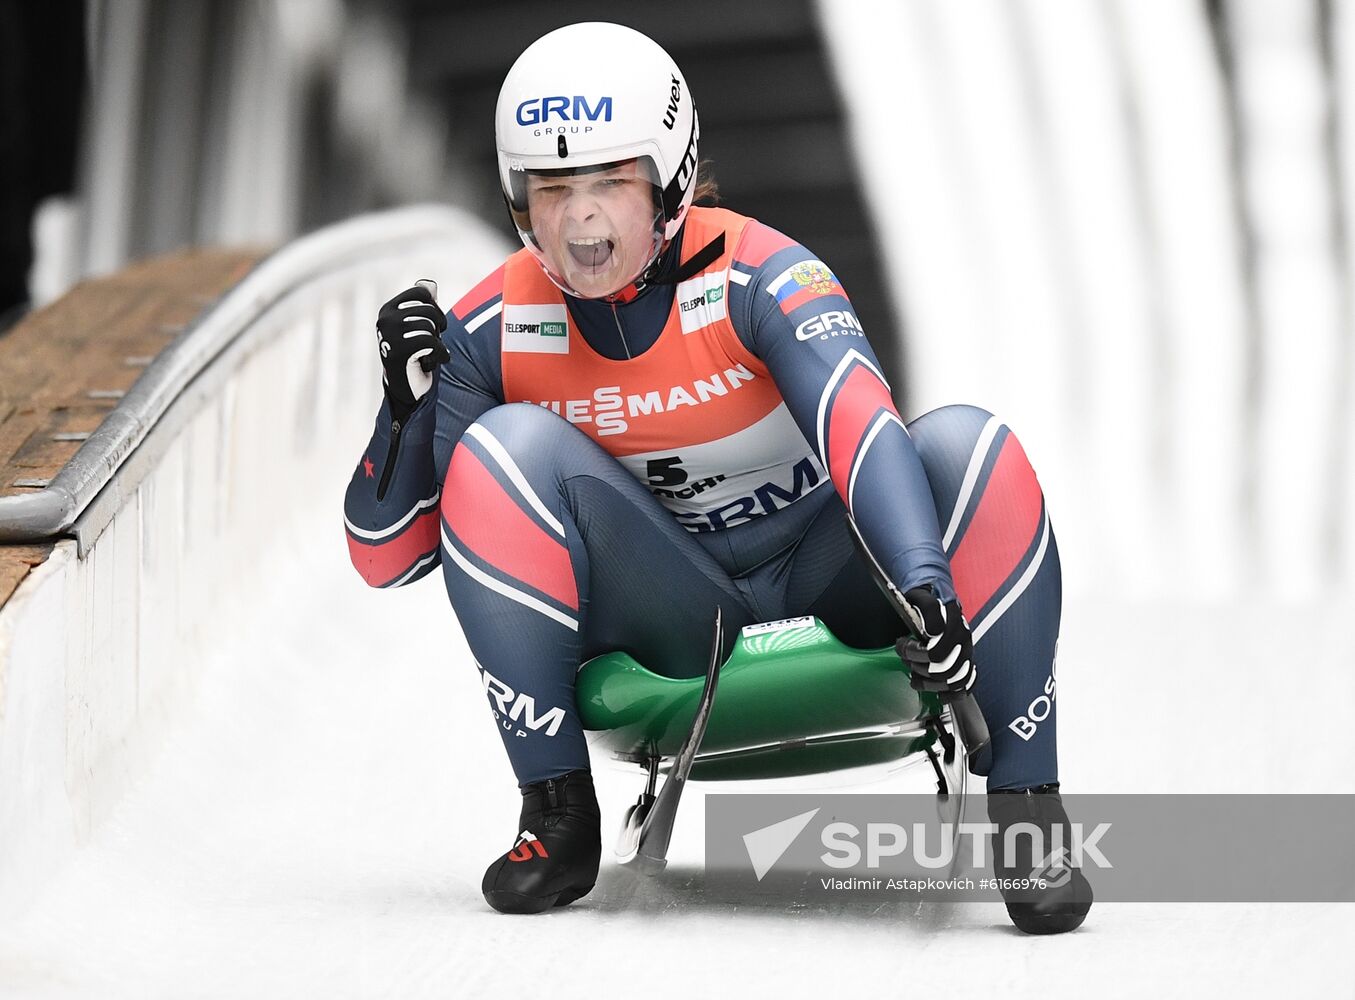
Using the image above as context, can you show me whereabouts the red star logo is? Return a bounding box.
[363,455,375,478]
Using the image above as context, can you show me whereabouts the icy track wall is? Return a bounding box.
[0,207,510,918]
[818,0,1355,604]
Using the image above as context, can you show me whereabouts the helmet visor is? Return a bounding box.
[508,157,665,299]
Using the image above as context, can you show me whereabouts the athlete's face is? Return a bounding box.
[525,160,660,298]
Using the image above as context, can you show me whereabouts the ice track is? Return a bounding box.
[0,493,1352,999]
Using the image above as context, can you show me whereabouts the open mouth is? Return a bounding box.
[566,236,614,269]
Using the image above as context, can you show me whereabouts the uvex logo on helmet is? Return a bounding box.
[674,122,698,191]
[515,95,614,126]
[662,74,681,130]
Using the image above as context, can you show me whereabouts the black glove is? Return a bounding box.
[895,585,975,697]
[376,282,450,421]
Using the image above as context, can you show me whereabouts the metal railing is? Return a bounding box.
[0,205,503,551]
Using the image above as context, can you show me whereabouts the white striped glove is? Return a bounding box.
[896,585,976,696]
[376,281,449,420]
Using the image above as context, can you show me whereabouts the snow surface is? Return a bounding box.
[0,506,1352,999]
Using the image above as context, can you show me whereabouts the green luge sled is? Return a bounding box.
[577,616,945,782]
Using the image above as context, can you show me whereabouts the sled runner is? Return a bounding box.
[576,611,973,872]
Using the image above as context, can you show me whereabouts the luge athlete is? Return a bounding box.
[344,22,1091,933]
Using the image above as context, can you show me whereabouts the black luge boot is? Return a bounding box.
[482,770,602,915]
[987,783,1094,935]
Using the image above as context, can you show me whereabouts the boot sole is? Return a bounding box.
[1006,906,1090,935]
[484,882,596,915]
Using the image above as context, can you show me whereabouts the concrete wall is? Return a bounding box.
[0,208,509,917]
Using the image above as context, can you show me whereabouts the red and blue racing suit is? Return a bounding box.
[344,207,1061,790]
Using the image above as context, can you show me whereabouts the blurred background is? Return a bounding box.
[3,0,1353,606]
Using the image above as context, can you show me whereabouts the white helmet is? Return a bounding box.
[495,22,700,296]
